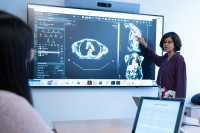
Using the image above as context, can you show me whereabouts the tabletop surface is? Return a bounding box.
[53,117,200,133]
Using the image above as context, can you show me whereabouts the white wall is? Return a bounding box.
[1,0,200,127]
[32,87,157,127]
[0,0,64,21]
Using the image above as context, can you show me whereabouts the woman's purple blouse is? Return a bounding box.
[145,47,187,98]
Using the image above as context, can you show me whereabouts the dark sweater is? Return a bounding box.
[145,47,187,98]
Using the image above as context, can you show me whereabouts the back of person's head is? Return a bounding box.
[159,32,182,52]
[0,11,33,104]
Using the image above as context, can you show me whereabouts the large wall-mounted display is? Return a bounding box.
[28,4,164,87]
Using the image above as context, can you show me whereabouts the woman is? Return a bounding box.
[136,32,186,98]
[0,11,53,133]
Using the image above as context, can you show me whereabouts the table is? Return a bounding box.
[53,118,133,133]
[53,117,200,133]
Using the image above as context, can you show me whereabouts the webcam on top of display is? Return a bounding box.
[97,2,112,8]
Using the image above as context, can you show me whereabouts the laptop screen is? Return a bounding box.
[132,97,185,133]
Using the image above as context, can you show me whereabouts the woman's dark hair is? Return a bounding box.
[0,11,33,104]
[159,32,182,52]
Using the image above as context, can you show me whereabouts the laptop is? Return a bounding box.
[132,96,185,133]
[132,96,141,107]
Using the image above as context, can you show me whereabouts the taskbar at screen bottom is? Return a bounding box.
[29,79,157,87]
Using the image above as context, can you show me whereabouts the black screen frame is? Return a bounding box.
[27,4,164,88]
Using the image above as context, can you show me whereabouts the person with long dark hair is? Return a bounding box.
[0,11,53,133]
[136,32,186,98]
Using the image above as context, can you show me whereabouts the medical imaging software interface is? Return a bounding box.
[28,5,163,86]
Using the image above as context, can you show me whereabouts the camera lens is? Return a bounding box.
[107,3,111,7]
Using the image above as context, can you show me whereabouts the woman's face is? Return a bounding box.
[163,37,175,53]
